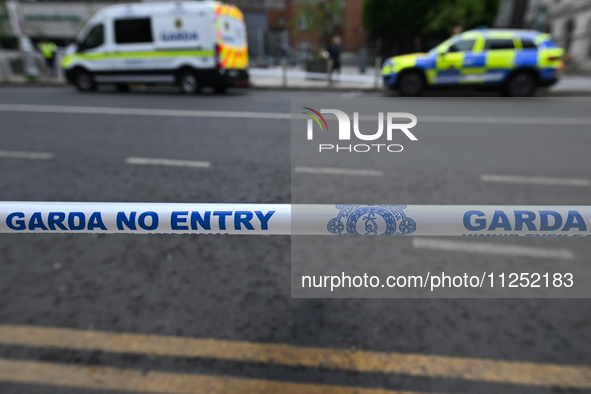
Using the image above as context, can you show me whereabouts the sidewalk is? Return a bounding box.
[547,75,591,94]
[0,74,65,85]
[250,65,591,95]
[2,69,591,95]
[249,65,382,91]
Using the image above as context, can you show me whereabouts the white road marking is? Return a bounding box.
[0,150,54,160]
[415,115,591,126]
[125,157,211,168]
[481,174,590,187]
[341,92,365,97]
[0,104,290,120]
[294,166,383,177]
[412,238,575,260]
[2,104,591,126]
[356,114,591,126]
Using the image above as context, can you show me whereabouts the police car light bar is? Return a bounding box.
[1,202,590,236]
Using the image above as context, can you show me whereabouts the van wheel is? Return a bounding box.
[75,70,96,92]
[178,70,200,94]
[398,70,424,97]
[505,72,536,97]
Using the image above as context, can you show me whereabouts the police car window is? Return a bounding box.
[80,24,104,51]
[448,39,475,52]
[115,18,153,44]
[484,38,515,50]
[521,39,538,49]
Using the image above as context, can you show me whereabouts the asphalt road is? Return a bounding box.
[0,85,590,394]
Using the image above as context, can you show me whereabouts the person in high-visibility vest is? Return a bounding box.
[37,39,57,77]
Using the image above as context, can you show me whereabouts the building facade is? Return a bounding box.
[1,1,125,47]
[524,0,591,73]
[266,0,368,59]
[1,0,367,61]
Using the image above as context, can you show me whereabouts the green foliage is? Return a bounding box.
[362,0,431,37]
[362,0,499,37]
[424,0,499,34]
[294,0,346,43]
[0,2,10,40]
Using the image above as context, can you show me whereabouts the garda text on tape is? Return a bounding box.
[1,203,590,236]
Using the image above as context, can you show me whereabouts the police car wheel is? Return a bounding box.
[398,71,424,97]
[179,70,200,94]
[75,71,95,92]
[505,72,536,97]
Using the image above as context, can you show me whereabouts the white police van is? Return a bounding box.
[62,1,249,93]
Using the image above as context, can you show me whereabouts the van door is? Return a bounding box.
[435,38,476,85]
[110,17,157,73]
[483,37,517,82]
[152,12,216,70]
[216,11,248,70]
[75,22,110,72]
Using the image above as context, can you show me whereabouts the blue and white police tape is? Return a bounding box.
[1,202,590,236]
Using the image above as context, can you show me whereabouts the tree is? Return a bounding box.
[362,0,499,38]
[294,0,346,45]
[424,0,499,35]
[0,2,11,47]
[362,0,432,38]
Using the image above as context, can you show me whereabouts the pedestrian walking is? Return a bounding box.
[37,39,57,77]
[327,35,342,81]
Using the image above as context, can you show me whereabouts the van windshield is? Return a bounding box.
[219,16,245,47]
[79,24,104,51]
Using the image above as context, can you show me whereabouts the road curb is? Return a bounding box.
[250,84,383,92]
[0,82,68,88]
[2,82,591,96]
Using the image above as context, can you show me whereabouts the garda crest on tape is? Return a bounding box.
[327,205,417,235]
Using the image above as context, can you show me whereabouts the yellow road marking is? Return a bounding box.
[0,325,590,389]
[0,358,432,394]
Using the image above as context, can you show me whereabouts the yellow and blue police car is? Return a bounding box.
[382,29,564,97]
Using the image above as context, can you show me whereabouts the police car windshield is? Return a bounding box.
[428,37,455,54]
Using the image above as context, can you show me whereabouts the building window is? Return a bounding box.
[298,15,309,31]
[298,40,311,56]
[564,19,575,53]
[588,18,591,57]
[535,5,547,32]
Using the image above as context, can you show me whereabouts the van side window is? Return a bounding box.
[484,38,515,50]
[115,18,153,44]
[79,24,104,51]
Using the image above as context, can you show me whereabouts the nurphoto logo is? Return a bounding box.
[302,107,418,153]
